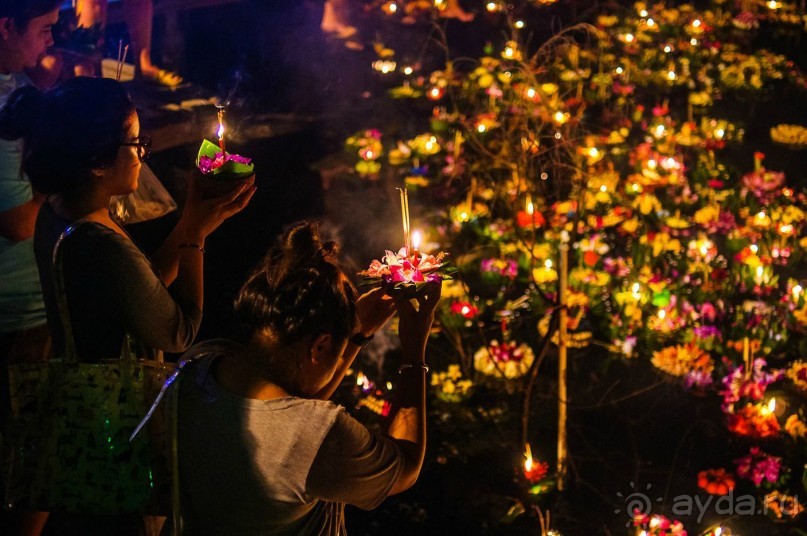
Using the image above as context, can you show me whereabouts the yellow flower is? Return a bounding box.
[652,344,714,378]
[786,361,807,392]
[621,218,640,234]
[532,266,558,284]
[440,279,466,299]
[694,205,720,225]
[784,415,806,439]
[640,232,682,257]
[665,213,690,230]
[633,193,661,215]
[570,268,610,287]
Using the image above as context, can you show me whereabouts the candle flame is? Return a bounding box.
[217,122,225,139]
[658,309,667,320]
[714,527,722,536]
[412,230,422,252]
[523,443,533,472]
[768,397,776,413]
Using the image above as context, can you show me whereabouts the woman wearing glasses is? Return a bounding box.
[0,76,254,533]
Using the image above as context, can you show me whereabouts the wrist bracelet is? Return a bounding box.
[179,243,205,254]
[397,363,429,374]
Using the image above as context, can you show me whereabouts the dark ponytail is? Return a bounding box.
[0,77,136,195]
[234,221,358,346]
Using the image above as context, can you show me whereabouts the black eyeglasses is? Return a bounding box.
[120,135,152,162]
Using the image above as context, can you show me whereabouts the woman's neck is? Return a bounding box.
[50,189,114,225]
[214,340,294,401]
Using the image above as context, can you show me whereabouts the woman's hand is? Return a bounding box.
[355,287,396,337]
[180,175,256,243]
[393,283,442,362]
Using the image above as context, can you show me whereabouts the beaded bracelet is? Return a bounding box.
[178,243,205,254]
[397,363,429,374]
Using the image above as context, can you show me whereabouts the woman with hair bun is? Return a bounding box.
[0,76,255,532]
[174,221,440,535]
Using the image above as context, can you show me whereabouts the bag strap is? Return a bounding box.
[52,220,138,366]
[171,371,183,535]
[51,221,89,364]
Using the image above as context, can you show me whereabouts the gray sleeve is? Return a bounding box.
[305,409,404,510]
[69,227,202,353]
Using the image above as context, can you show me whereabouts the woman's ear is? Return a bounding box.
[309,333,335,364]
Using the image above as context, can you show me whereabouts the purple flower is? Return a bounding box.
[734,447,781,486]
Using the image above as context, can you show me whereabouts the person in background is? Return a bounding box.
[0,75,254,534]
[75,0,182,86]
[174,221,440,535]
[0,3,60,533]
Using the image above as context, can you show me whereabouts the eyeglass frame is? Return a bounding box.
[119,135,152,162]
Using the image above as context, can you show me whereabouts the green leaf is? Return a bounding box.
[196,139,254,181]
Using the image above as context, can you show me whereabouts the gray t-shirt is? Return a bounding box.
[0,73,46,333]
[34,203,202,361]
[176,340,404,535]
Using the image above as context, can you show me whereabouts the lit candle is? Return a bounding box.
[412,230,422,259]
[216,107,226,155]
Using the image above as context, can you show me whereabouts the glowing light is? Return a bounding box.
[631,282,641,299]
[514,20,525,29]
[459,211,468,221]
[714,128,725,140]
[526,87,537,99]
[658,309,667,320]
[646,18,655,26]
[412,230,422,251]
[503,46,515,59]
[365,150,374,159]
[387,2,398,13]
[372,60,397,74]
[692,18,702,28]
[599,184,607,192]
[403,66,413,75]
[631,183,639,192]
[779,223,794,235]
[553,111,569,125]
[667,70,677,81]
[477,123,487,133]
[756,210,766,220]
[526,198,534,214]
[216,122,224,139]
[750,244,759,254]
[690,38,698,46]
[588,147,600,158]
[715,527,722,536]
[663,45,672,53]
[554,132,562,139]
[647,159,657,170]
[544,259,553,269]
[792,284,803,300]
[486,2,498,12]
[461,305,471,315]
[623,33,635,43]
[540,172,549,180]
[615,66,624,74]
[428,86,444,100]
[654,124,666,137]
[661,157,678,170]
[783,187,793,197]
[639,9,648,17]
[767,0,780,9]
[386,381,393,390]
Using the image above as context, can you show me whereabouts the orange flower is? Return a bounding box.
[698,468,736,495]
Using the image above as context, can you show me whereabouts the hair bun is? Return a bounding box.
[283,221,323,260]
[0,85,45,141]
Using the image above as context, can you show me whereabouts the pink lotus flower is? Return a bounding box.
[361,248,447,285]
[198,152,253,174]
